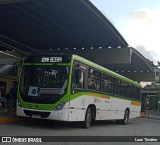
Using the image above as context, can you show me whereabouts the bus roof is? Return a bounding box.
[72,54,141,87]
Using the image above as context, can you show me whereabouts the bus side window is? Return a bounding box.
[88,68,101,91]
[131,85,135,99]
[113,78,121,96]
[88,69,95,90]
[102,73,113,94]
[78,71,85,89]
[72,65,85,90]
[122,82,129,98]
[135,87,140,100]
[128,84,132,98]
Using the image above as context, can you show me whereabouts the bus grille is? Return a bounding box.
[24,110,50,118]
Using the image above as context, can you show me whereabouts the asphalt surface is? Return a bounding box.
[0,117,160,145]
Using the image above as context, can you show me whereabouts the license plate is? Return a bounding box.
[32,114,41,118]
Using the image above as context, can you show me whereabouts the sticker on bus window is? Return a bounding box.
[28,86,38,96]
[40,88,61,94]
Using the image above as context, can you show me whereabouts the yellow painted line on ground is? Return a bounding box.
[0,116,21,124]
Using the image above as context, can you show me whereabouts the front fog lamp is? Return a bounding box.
[55,101,66,111]
[17,98,22,107]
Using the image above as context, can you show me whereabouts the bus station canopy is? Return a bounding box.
[0,0,156,82]
[0,0,128,52]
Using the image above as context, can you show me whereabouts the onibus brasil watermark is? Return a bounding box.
[2,137,42,143]
[1,136,159,142]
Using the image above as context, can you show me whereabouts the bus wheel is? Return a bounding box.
[122,110,129,125]
[116,110,129,125]
[82,107,92,128]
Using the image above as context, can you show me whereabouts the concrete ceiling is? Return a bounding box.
[0,0,128,53]
[0,0,156,82]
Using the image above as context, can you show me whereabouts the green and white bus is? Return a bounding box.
[17,54,141,128]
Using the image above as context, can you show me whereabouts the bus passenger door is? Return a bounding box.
[69,61,87,121]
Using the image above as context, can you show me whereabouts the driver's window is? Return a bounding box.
[72,63,85,90]
[78,71,85,89]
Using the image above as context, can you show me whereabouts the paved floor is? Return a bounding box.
[0,109,21,124]
[0,117,160,145]
[0,109,160,145]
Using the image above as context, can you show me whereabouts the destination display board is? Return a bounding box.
[24,54,72,63]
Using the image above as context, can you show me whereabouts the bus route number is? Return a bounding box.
[41,57,62,63]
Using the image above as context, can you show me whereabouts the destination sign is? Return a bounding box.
[24,54,71,63]
[41,57,62,63]
[40,88,61,94]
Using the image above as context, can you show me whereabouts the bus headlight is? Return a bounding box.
[55,101,66,111]
[17,98,22,107]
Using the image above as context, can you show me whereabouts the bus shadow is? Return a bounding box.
[16,118,122,129]
[17,118,72,129]
[16,117,136,129]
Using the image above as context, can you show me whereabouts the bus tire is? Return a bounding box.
[82,107,92,128]
[122,109,129,125]
[116,110,129,125]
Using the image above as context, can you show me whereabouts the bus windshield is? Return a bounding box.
[20,65,69,97]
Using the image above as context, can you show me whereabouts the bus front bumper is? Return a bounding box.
[16,106,69,121]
